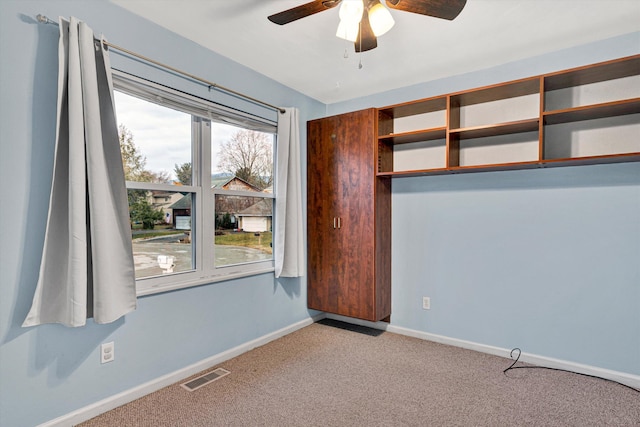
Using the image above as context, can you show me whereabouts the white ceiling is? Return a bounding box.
[112,0,640,104]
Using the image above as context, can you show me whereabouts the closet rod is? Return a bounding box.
[36,14,286,114]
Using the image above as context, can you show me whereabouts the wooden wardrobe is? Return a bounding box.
[307,108,391,322]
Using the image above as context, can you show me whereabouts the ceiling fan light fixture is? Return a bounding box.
[336,19,360,42]
[368,0,395,37]
[269,0,467,54]
[338,0,364,23]
[336,0,364,42]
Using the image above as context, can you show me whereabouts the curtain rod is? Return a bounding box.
[36,14,286,114]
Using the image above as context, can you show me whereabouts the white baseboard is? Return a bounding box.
[325,313,640,390]
[39,315,322,427]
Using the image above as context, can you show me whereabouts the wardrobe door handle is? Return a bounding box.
[333,217,337,229]
[338,217,341,229]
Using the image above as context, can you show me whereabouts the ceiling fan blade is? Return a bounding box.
[355,8,377,52]
[268,0,341,25]
[386,0,467,20]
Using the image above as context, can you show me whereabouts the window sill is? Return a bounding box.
[136,267,276,297]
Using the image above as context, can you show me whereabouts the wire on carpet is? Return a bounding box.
[503,348,639,394]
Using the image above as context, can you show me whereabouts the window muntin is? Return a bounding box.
[113,72,276,295]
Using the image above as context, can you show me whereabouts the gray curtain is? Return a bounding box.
[23,17,136,327]
[274,108,304,278]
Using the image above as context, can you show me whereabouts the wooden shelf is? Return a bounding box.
[449,77,540,106]
[377,153,640,178]
[544,55,640,91]
[543,98,640,125]
[450,119,539,140]
[450,161,541,173]
[542,152,640,166]
[379,127,447,144]
[378,96,446,119]
[377,161,541,177]
[377,168,451,178]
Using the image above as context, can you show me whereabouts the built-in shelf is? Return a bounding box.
[376,54,640,177]
[450,119,539,140]
[379,127,447,144]
[540,152,640,167]
[543,56,640,91]
[449,77,540,106]
[543,98,640,125]
[376,153,640,178]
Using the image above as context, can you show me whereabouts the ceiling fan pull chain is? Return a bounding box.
[358,20,363,69]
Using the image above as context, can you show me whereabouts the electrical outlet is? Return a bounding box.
[422,297,431,310]
[101,342,114,364]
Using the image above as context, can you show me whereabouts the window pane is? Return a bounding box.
[211,121,275,269]
[129,190,194,279]
[115,91,192,185]
[211,123,274,192]
[214,195,273,268]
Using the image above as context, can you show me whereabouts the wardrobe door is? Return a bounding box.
[307,115,340,314]
[333,109,377,320]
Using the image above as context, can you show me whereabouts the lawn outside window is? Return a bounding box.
[112,71,276,296]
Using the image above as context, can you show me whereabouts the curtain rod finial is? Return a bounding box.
[36,14,55,25]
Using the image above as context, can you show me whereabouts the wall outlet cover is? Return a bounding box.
[101,342,114,364]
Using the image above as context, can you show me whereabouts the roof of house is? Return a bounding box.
[237,199,272,217]
[168,195,192,210]
[211,175,234,188]
[212,175,262,192]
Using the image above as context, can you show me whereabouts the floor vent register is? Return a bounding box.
[181,368,230,392]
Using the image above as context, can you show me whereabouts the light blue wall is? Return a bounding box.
[391,164,639,373]
[1,1,639,426]
[0,1,324,426]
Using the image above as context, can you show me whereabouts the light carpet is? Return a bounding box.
[79,319,640,426]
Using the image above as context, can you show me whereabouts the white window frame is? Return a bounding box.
[112,71,276,296]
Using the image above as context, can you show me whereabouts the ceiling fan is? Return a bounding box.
[268,0,467,52]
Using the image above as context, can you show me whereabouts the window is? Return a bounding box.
[113,72,276,295]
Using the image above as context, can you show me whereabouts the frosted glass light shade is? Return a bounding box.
[336,19,359,42]
[369,1,395,37]
[339,0,364,23]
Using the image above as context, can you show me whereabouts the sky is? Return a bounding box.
[114,90,240,181]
